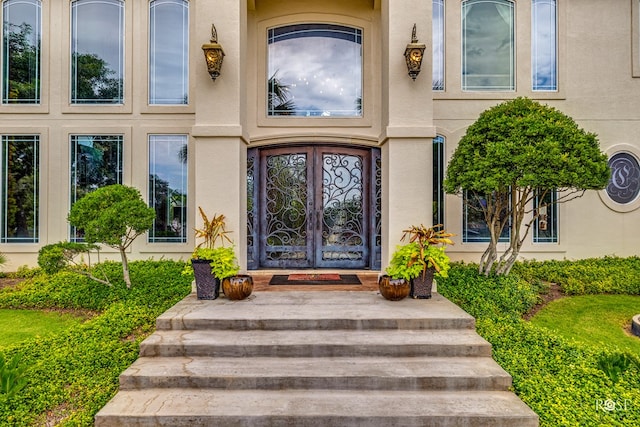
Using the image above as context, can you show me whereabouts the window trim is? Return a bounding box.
[148,133,189,244]
[0,134,40,243]
[0,0,49,113]
[143,0,195,113]
[256,14,372,128]
[531,0,558,92]
[461,0,516,92]
[434,0,566,100]
[633,0,640,77]
[61,0,132,114]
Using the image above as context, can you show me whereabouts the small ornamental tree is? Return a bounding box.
[444,98,610,276]
[67,184,155,288]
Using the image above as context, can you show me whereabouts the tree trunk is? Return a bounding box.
[119,247,131,289]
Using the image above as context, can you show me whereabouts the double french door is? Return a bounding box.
[247,146,380,269]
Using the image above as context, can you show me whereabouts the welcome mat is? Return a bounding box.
[269,274,362,286]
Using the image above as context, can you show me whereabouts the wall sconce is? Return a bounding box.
[404,24,426,81]
[201,24,225,81]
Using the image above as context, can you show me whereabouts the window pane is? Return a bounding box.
[533,190,558,243]
[433,0,445,91]
[532,0,557,91]
[149,0,189,104]
[2,0,41,104]
[71,0,124,104]
[267,24,362,117]
[463,191,509,242]
[433,135,445,225]
[1,135,39,242]
[70,135,123,241]
[148,135,188,243]
[462,0,514,91]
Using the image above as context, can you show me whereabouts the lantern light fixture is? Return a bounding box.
[202,24,225,81]
[404,24,426,81]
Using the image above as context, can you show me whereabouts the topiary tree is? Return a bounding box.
[444,97,610,276]
[67,184,155,288]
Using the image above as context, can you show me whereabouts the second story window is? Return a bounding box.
[71,0,124,104]
[149,0,189,105]
[267,23,362,117]
[532,0,557,91]
[462,0,515,91]
[2,0,41,104]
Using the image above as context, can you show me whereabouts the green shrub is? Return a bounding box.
[512,257,640,295]
[0,353,27,397]
[0,260,191,426]
[597,352,639,383]
[437,263,540,320]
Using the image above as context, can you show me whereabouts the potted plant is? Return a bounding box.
[380,224,454,300]
[185,208,245,300]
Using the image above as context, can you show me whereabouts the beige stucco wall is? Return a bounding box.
[0,0,638,271]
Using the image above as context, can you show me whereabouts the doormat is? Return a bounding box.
[269,274,362,285]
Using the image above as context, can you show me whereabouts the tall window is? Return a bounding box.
[532,0,557,91]
[433,135,445,225]
[2,0,41,104]
[1,135,39,242]
[433,0,445,91]
[267,23,362,117]
[149,0,189,104]
[463,191,510,243]
[533,190,558,243]
[462,0,515,91]
[148,135,188,243]
[71,0,124,104]
[70,135,123,241]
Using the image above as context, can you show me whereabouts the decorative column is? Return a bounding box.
[380,0,435,266]
[192,0,248,267]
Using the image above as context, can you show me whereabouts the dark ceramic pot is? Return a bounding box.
[191,259,220,300]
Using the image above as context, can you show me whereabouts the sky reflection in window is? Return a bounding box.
[267,24,362,117]
[462,0,515,91]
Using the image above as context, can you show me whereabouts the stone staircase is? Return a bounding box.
[95,291,539,426]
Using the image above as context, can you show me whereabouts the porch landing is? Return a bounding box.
[95,291,538,426]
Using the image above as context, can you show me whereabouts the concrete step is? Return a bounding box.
[119,356,513,391]
[156,292,476,331]
[95,389,539,427]
[139,328,493,358]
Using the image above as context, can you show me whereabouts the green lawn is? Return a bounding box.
[530,295,640,353]
[0,309,85,348]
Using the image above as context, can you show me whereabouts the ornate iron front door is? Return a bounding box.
[259,147,369,269]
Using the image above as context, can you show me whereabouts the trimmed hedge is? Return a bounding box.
[438,261,640,427]
[0,260,192,426]
[511,256,640,295]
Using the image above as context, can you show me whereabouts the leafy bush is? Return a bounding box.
[512,256,640,295]
[437,263,541,320]
[0,260,191,425]
[0,354,27,397]
[437,260,640,426]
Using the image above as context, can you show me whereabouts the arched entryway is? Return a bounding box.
[247,145,381,270]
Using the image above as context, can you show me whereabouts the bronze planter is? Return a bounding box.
[378,275,410,301]
[222,274,253,300]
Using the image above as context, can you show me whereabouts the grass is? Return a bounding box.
[0,309,86,348]
[529,294,640,354]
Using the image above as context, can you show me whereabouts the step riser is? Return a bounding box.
[119,375,512,391]
[156,318,475,331]
[139,344,492,358]
[97,414,539,427]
